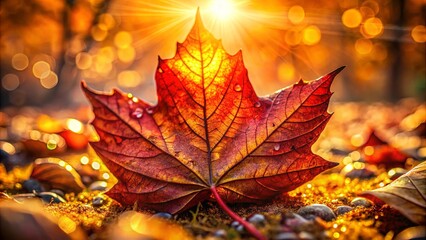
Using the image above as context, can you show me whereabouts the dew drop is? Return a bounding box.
[234,84,242,92]
[274,144,280,151]
[254,102,261,108]
[146,107,153,114]
[158,68,163,73]
[274,101,280,105]
[131,108,144,118]
[128,100,133,105]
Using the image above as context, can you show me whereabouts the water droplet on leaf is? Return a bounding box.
[234,84,242,92]
[274,144,281,151]
[131,108,144,119]
[254,102,261,108]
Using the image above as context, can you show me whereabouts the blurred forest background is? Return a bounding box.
[0,0,425,108]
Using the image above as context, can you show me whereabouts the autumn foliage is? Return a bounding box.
[82,11,342,216]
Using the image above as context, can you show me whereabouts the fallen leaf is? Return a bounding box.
[0,199,86,240]
[360,161,426,225]
[360,129,408,169]
[360,129,388,148]
[31,158,85,193]
[83,11,340,216]
[363,145,408,169]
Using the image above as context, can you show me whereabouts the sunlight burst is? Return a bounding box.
[208,0,237,21]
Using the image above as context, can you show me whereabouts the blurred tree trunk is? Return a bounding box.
[389,0,405,102]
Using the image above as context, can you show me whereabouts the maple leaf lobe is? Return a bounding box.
[82,11,342,214]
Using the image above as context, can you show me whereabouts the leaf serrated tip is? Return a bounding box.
[331,66,346,76]
[81,80,93,95]
[194,7,205,29]
[328,161,339,168]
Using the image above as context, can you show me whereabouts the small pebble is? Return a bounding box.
[344,168,376,179]
[212,229,227,238]
[153,212,172,219]
[282,213,310,229]
[231,221,244,232]
[388,167,407,180]
[23,179,44,193]
[35,192,66,203]
[297,204,336,221]
[350,197,373,208]
[274,232,299,240]
[89,181,108,191]
[330,148,350,156]
[334,205,353,216]
[247,213,266,226]
[92,196,105,207]
[302,214,318,221]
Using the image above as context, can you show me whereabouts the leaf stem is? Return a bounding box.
[210,186,266,240]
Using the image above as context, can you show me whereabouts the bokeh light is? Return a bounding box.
[288,5,305,24]
[362,18,383,38]
[11,53,29,71]
[40,72,58,89]
[285,29,302,46]
[66,119,84,134]
[411,25,426,43]
[1,74,20,91]
[303,25,321,45]
[355,38,373,55]
[342,9,362,28]
[99,13,116,30]
[32,61,51,79]
[92,161,101,170]
[76,52,93,70]
[80,156,90,165]
[117,47,136,63]
[114,31,133,49]
[91,24,108,41]
[117,71,143,88]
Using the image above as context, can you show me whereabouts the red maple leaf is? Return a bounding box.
[360,128,408,169]
[83,11,342,239]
